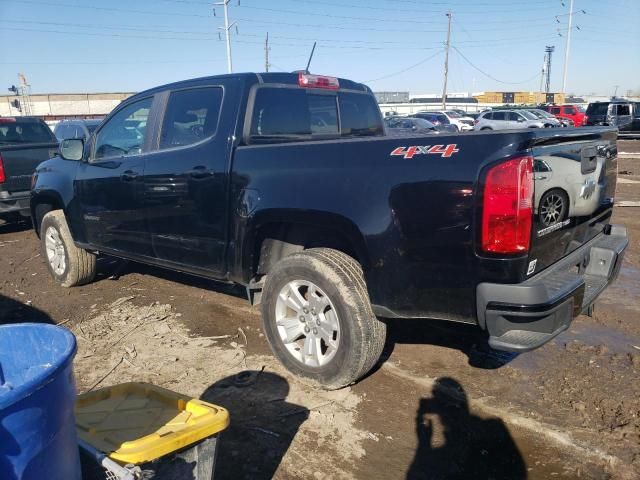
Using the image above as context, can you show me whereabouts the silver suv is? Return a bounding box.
[474,110,548,130]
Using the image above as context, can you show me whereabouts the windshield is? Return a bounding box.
[0,119,55,144]
[533,110,553,118]
[413,118,436,129]
[444,111,461,118]
[526,110,545,119]
[520,110,538,120]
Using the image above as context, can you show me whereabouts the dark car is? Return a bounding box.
[0,117,58,223]
[30,72,627,389]
[385,116,439,135]
[53,119,103,142]
[409,112,458,133]
[584,100,640,131]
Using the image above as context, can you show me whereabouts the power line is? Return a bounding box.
[452,46,541,86]
[363,49,443,83]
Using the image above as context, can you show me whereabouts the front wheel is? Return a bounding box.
[40,210,96,287]
[261,248,386,389]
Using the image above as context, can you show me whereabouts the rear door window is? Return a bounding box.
[160,87,223,149]
[493,112,506,121]
[564,107,576,115]
[550,107,561,114]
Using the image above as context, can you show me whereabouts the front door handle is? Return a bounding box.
[121,170,139,181]
[187,165,213,179]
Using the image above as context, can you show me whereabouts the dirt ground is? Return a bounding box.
[1,141,639,479]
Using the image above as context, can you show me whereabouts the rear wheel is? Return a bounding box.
[481,127,492,131]
[261,248,386,389]
[40,210,96,287]
[539,189,569,227]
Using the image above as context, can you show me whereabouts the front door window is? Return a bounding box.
[93,97,153,161]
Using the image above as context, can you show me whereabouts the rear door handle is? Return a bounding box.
[121,170,139,181]
[187,165,213,179]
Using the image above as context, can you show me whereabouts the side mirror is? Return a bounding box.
[59,138,84,161]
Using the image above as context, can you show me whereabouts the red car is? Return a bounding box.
[542,105,586,126]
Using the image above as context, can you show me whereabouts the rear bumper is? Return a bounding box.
[0,190,31,216]
[476,225,628,352]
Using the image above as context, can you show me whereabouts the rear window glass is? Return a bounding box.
[586,103,608,116]
[615,104,630,116]
[249,87,382,143]
[0,120,55,144]
[338,92,383,137]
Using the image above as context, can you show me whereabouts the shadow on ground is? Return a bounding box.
[0,294,53,325]
[407,377,527,480]
[201,371,308,480]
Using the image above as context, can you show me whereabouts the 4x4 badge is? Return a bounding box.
[391,144,459,159]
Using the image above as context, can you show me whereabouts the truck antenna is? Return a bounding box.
[305,42,317,74]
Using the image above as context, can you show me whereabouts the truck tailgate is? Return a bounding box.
[0,143,59,193]
[527,128,618,276]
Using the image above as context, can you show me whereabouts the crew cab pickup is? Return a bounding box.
[0,117,58,223]
[30,72,628,388]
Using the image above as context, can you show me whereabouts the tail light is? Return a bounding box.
[481,156,533,254]
[0,153,5,184]
[582,115,588,126]
[298,73,339,90]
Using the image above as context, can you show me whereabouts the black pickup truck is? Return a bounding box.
[30,72,628,388]
[0,117,58,223]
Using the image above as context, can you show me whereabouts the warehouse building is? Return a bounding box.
[0,92,134,121]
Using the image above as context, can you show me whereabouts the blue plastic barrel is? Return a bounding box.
[0,323,81,480]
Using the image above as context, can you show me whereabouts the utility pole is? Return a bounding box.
[613,85,620,97]
[215,0,235,73]
[441,11,452,110]
[265,32,270,72]
[561,0,574,93]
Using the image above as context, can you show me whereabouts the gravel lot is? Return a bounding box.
[1,142,639,479]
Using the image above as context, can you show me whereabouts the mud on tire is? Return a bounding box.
[40,210,96,287]
[261,248,386,389]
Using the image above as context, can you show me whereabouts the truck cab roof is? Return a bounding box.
[131,72,371,102]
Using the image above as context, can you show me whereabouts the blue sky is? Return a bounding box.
[0,0,638,96]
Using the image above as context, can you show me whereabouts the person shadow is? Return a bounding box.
[200,370,308,480]
[406,377,527,480]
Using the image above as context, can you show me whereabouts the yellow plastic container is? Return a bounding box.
[76,382,229,464]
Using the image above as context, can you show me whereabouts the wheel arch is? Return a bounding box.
[30,191,65,237]
[241,210,370,284]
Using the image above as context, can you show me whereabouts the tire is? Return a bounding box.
[538,189,569,227]
[261,248,386,389]
[40,210,96,287]
[481,127,492,131]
